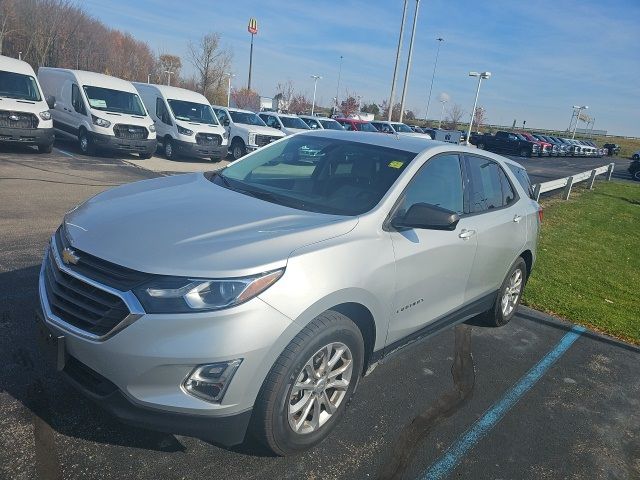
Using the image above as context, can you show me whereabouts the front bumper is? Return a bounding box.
[91,132,157,155]
[174,139,227,159]
[0,126,54,146]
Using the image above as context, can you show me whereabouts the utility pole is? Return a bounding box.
[247,18,258,90]
[335,55,343,107]
[311,75,322,115]
[165,70,173,86]
[399,0,420,123]
[387,0,408,121]
[225,73,235,107]
[466,71,491,144]
[424,37,444,122]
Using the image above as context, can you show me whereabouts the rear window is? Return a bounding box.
[507,164,535,199]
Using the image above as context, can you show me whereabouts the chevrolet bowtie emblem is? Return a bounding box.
[61,247,80,265]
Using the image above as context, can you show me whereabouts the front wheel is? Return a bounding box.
[519,148,530,158]
[633,154,640,161]
[476,143,485,150]
[633,170,640,182]
[250,310,364,456]
[482,257,527,327]
[231,139,246,160]
[164,138,176,160]
[78,130,95,155]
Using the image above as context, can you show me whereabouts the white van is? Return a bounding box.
[211,106,285,160]
[0,55,54,153]
[134,83,227,161]
[38,68,156,158]
[258,112,311,136]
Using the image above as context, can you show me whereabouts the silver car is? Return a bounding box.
[37,131,540,455]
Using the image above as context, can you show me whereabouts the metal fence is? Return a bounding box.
[533,163,615,201]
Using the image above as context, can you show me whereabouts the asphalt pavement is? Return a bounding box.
[0,143,638,480]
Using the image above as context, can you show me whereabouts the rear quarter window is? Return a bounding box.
[507,164,535,199]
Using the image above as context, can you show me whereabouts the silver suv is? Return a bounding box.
[37,131,540,455]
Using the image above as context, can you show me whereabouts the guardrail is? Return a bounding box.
[532,163,614,201]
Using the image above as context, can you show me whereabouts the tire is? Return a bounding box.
[210,156,222,162]
[139,152,153,159]
[482,257,527,327]
[164,138,176,160]
[519,148,530,158]
[633,170,640,182]
[250,310,365,456]
[78,129,95,155]
[476,143,485,150]
[231,138,246,160]
[37,143,53,154]
[633,154,639,161]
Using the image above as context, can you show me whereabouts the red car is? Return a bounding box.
[518,132,551,156]
[335,118,379,132]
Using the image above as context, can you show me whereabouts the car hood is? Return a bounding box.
[397,132,430,139]
[64,173,357,278]
[234,123,284,137]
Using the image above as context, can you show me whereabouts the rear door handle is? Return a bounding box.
[513,215,523,223]
[459,229,476,239]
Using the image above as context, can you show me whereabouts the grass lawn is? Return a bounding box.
[523,180,640,344]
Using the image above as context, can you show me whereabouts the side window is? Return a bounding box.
[216,109,229,125]
[341,122,353,131]
[155,98,172,126]
[266,116,279,129]
[71,84,86,115]
[397,154,464,216]
[507,164,535,199]
[465,156,514,213]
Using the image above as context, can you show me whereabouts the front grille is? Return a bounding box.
[113,124,148,140]
[0,110,38,129]
[43,249,131,337]
[195,133,222,146]
[255,134,279,147]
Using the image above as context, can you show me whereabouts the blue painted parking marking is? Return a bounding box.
[420,324,586,480]
[54,148,74,157]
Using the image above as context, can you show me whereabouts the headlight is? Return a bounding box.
[177,124,194,136]
[148,123,156,133]
[91,114,111,128]
[134,269,284,313]
[39,110,51,121]
[248,132,256,145]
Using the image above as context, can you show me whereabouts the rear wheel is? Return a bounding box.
[633,170,640,182]
[482,257,527,327]
[519,148,530,157]
[139,152,153,159]
[250,310,364,456]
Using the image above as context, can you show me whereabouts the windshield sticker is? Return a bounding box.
[88,98,107,108]
[388,161,404,169]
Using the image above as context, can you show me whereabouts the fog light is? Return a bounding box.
[183,359,242,403]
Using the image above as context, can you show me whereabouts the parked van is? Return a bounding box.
[0,55,54,153]
[134,83,227,161]
[211,106,285,160]
[38,68,156,158]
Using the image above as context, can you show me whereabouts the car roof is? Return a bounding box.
[299,115,336,121]
[0,54,36,76]
[133,83,208,103]
[214,106,255,114]
[335,118,370,123]
[39,67,137,92]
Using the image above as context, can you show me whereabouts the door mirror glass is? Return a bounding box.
[392,203,460,231]
[46,95,56,109]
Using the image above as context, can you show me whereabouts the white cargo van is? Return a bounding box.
[38,68,156,158]
[0,55,54,153]
[134,83,227,161]
[211,106,285,160]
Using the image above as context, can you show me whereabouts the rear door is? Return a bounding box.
[462,154,528,302]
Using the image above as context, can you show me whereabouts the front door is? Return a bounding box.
[387,153,478,345]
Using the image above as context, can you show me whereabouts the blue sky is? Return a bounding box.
[83,0,640,136]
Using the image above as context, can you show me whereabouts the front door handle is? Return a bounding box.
[513,215,523,223]
[459,229,476,239]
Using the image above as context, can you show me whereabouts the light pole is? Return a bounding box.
[571,105,588,139]
[335,56,343,107]
[425,37,444,122]
[466,71,491,144]
[387,0,408,121]
[399,0,421,123]
[165,70,174,86]
[147,73,151,84]
[438,97,448,128]
[310,75,322,115]
[225,73,235,107]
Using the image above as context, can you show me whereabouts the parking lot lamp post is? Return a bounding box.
[165,70,173,86]
[310,75,322,115]
[466,71,491,144]
[425,37,444,122]
[225,73,235,107]
[387,0,408,121]
[438,97,448,128]
[571,105,588,139]
[399,0,421,123]
[335,56,343,106]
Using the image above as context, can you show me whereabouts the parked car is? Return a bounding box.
[38,68,156,158]
[0,54,54,153]
[134,83,227,161]
[519,132,551,156]
[410,125,425,134]
[632,150,640,161]
[532,134,560,156]
[212,106,285,160]
[629,155,640,181]
[37,131,540,455]
[470,130,540,157]
[370,120,431,139]
[603,143,621,156]
[335,117,379,132]
[258,112,310,135]
[298,115,345,131]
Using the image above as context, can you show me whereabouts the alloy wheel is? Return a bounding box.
[80,135,88,153]
[287,342,353,435]
[501,268,523,317]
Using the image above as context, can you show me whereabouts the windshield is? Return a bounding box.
[515,134,528,141]
[359,122,378,132]
[83,86,146,115]
[167,99,218,125]
[213,135,416,215]
[301,117,321,129]
[319,119,344,130]
[229,110,265,126]
[280,116,310,129]
[0,70,41,101]
[392,123,413,133]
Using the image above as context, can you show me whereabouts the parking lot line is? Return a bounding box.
[420,324,586,480]
[53,147,74,157]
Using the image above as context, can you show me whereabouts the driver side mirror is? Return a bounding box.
[391,203,460,231]
[46,95,56,109]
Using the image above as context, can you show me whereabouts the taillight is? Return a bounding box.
[538,207,543,223]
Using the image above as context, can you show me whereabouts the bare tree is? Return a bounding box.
[231,88,260,112]
[0,0,17,55]
[289,93,311,114]
[472,106,486,131]
[274,80,295,111]
[340,90,360,117]
[158,53,182,85]
[187,32,232,103]
[381,101,401,121]
[445,103,465,130]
